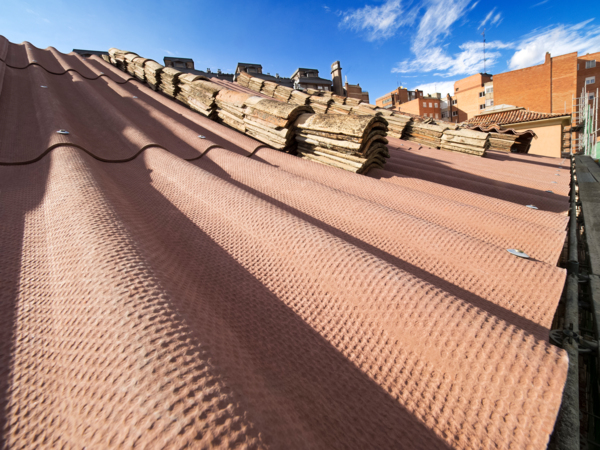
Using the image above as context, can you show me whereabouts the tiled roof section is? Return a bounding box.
[466,109,571,126]
[0,36,571,449]
[466,124,537,137]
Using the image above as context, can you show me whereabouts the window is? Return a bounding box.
[585,76,596,85]
[590,93,595,101]
[586,60,597,69]
[451,99,457,105]
[429,102,432,107]
[423,101,427,107]
[455,88,459,92]
[485,87,493,94]
[452,111,458,117]
[479,92,485,97]
[174,62,186,68]
[485,99,494,107]
[317,86,323,90]
[479,104,485,110]
[435,113,439,119]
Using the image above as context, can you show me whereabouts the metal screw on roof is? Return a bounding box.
[40,86,47,88]
[133,96,138,98]
[507,249,529,259]
[526,205,538,209]
[551,181,557,184]
[56,129,70,135]
[100,72,104,74]
[198,135,206,139]
[32,60,37,63]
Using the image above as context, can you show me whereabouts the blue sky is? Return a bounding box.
[1,0,599,100]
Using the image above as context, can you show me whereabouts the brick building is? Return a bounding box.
[375,87,424,109]
[344,82,370,103]
[397,95,443,119]
[447,73,493,122]
[493,51,600,114]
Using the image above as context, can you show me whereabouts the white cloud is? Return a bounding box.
[339,0,416,41]
[412,0,472,52]
[412,80,457,97]
[491,12,502,26]
[531,0,549,7]
[393,40,512,76]
[478,8,495,30]
[508,20,600,70]
[390,0,509,77]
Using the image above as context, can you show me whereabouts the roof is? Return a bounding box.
[164,56,194,62]
[467,108,571,126]
[296,76,331,85]
[0,35,571,449]
[72,49,109,57]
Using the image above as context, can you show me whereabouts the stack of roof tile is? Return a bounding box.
[307,94,331,114]
[377,110,412,138]
[290,89,310,106]
[440,128,490,156]
[327,95,353,115]
[143,59,164,91]
[236,70,252,88]
[295,114,389,173]
[260,80,279,97]
[176,74,222,118]
[108,48,135,71]
[402,121,451,148]
[467,126,535,154]
[128,57,149,82]
[214,89,249,133]
[274,84,293,103]
[345,96,362,107]
[248,76,264,93]
[244,97,312,150]
[159,67,182,97]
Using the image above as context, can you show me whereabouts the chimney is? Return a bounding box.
[545,52,551,64]
[207,68,211,73]
[217,69,222,74]
[331,61,344,96]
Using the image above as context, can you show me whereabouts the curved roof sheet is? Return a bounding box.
[0,35,571,449]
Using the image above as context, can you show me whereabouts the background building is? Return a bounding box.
[493,51,599,114]
[447,73,493,122]
[375,87,424,110]
[397,94,442,119]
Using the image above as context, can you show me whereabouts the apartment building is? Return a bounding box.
[493,51,599,114]
[447,73,493,122]
[375,87,424,109]
[397,94,443,119]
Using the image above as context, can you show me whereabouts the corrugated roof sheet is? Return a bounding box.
[466,109,571,126]
[0,36,571,449]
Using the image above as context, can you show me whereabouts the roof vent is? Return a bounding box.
[56,129,69,135]
[507,249,529,259]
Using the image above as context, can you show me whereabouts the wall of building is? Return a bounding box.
[397,97,442,118]
[577,52,600,101]
[507,121,564,158]
[345,83,369,103]
[551,53,578,114]
[450,73,493,122]
[494,59,552,113]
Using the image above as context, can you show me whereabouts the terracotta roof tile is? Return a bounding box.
[0,36,571,449]
[466,108,570,126]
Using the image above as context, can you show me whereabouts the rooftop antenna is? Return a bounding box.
[482,28,487,73]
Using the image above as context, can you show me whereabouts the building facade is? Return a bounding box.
[375,87,424,110]
[396,95,443,119]
[493,51,600,114]
[447,73,493,122]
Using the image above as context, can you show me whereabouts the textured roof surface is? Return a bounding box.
[0,36,571,449]
[466,109,571,126]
